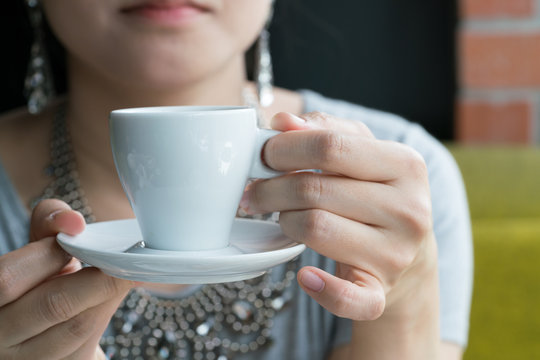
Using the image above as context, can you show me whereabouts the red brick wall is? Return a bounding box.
[457,0,538,144]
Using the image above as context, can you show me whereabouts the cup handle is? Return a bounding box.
[249,128,283,179]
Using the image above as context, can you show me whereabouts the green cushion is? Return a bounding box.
[448,146,540,219]
[464,219,540,359]
[446,146,540,359]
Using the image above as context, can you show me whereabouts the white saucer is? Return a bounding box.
[57,218,305,284]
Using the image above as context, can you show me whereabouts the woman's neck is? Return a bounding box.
[69,54,246,158]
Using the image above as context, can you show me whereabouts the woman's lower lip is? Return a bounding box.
[122,5,206,25]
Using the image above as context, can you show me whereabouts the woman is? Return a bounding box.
[0,0,473,359]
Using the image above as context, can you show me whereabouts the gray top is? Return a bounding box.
[0,89,473,359]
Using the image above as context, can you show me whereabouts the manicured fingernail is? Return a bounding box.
[239,190,251,215]
[289,113,306,125]
[48,209,68,221]
[300,271,325,292]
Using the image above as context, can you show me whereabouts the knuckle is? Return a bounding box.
[400,146,428,179]
[314,131,348,166]
[411,199,433,237]
[301,209,332,242]
[65,313,92,339]
[332,286,385,321]
[40,288,75,323]
[396,197,433,239]
[0,261,17,305]
[295,174,324,206]
[364,291,386,321]
[355,121,372,136]
[304,111,329,123]
[332,286,355,318]
[385,249,417,279]
[99,273,124,299]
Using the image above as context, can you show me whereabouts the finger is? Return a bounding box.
[279,210,419,288]
[241,172,399,228]
[0,267,133,347]
[0,200,86,306]
[243,171,430,233]
[297,266,386,321]
[62,297,119,360]
[13,295,124,360]
[263,128,425,182]
[63,328,109,360]
[30,199,86,243]
[279,209,382,270]
[271,112,375,138]
[0,237,72,307]
[54,258,83,278]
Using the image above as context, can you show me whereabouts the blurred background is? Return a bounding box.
[271,0,457,141]
[2,0,540,358]
[271,0,540,146]
[275,1,540,359]
[277,1,540,359]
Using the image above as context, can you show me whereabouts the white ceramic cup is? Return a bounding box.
[110,106,280,251]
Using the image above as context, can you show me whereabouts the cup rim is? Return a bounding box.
[110,105,252,115]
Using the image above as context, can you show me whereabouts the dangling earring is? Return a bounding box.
[254,8,275,108]
[24,0,55,114]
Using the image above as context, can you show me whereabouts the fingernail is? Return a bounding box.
[289,113,306,125]
[271,112,307,128]
[300,271,325,292]
[239,190,251,215]
[48,209,67,221]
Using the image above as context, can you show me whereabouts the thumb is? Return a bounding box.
[297,266,386,321]
[30,199,86,242]
[271,112,375,138]
[270,112,313,132]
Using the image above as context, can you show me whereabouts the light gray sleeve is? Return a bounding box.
[0,162,30,255]
[404,125,474,347]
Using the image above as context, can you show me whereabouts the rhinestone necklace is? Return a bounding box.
[33,100,298,360]
[30,104,95,222]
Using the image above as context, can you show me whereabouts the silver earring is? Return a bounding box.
[255,10,274,108]
[24,0,55,114]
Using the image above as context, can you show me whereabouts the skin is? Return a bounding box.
[0,0,463,358]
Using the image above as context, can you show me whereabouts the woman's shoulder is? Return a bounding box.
[0,104,52,166]
[0,106,35,168]
[0,104,53,145]
[0,107,37,253]
[0,106,33,132]
[0,103,54,212]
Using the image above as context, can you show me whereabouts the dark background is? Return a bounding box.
[270,0,458,140]
[1,0,457,140]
